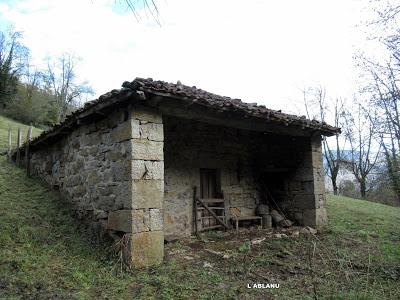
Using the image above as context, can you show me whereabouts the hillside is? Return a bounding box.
[0,115,42,153]
[0,117,399,299]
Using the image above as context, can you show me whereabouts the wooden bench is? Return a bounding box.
[232,215,263,234]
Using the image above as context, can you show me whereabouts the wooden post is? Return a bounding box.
[26,126,32,176]
[16,128,22,166]
[193,186,198,234]
[7,128,12,161]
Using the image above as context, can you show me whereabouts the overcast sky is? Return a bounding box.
[0,0,374,114]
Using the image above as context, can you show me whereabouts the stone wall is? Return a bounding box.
[163,117,327,237]
[30,107,135,230]
[30,104,164,267]
[28,103,327,266]
[163,117,261,238]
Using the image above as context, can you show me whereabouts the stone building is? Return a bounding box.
[20,78,339,268]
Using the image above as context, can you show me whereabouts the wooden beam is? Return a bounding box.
[148,96,312,137]
[143,89,336,136]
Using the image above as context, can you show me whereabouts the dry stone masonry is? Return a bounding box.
[30,105,165,267]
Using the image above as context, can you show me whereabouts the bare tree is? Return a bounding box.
[303,86,346,195]
[369,63,400,204]
[44,53,93,122]
[348,0,400,204]
[0,29,28,109]
[357,0,400,204]
[343,102,381,198]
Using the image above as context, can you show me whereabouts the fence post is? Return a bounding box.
[26,126,32,176]
[7,128,12,161]
[16,128,21,167]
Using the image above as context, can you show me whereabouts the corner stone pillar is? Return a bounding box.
[130,106,164,267]
[287,135,327,227]
[304,135,328,227]
[107,105,164,268]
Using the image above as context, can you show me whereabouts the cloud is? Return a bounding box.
[0,0,363,113]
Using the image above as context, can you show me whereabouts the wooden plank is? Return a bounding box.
[197,197,228,229]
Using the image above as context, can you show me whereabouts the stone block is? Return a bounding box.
[139,123,164,141]
[97,185,114,196]
[101,132,113,146]
[131,139,163,161]
[132,179,163,209]
[110,160,131,181]
[132,209,150,233]
[131,105,162,124]
[131,160,164,180]
[314,179,325,195]
[87,170,101,186]
[129,231,164,268]
[94,209,108,219]
[316,208,328,226]
[149,208,163,231]
[65,175,81,187]
[73,185,86,197]
[97,195,116,211]
[312,153,323,168]
[302,209,316,227]
[107,210,132,232]
[106,140,133,161]
[302,208,328,227]
[111,119,140,142]
[113,181,133,209]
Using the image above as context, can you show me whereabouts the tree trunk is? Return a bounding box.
[332,177,338,195]
[360,178,367,199]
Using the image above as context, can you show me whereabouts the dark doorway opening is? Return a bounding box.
[200,168,221,199]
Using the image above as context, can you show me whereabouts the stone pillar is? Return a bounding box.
[107,105,164,268]
[303,135,327,226]
[286,135,327,227]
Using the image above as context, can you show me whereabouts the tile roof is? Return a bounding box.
[27,77,340,149]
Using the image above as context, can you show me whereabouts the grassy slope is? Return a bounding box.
[1,158,399,300]
[0,117,399,299]
[0,115,42,153]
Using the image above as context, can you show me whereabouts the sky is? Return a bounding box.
[0,0,375,115]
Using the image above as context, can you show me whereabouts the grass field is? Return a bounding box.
[0,116,399,299]
[0,115,42,153]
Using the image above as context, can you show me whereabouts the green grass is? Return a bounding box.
[0,158,399,299]
[0,115,42,153]
[0,115,399,299]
